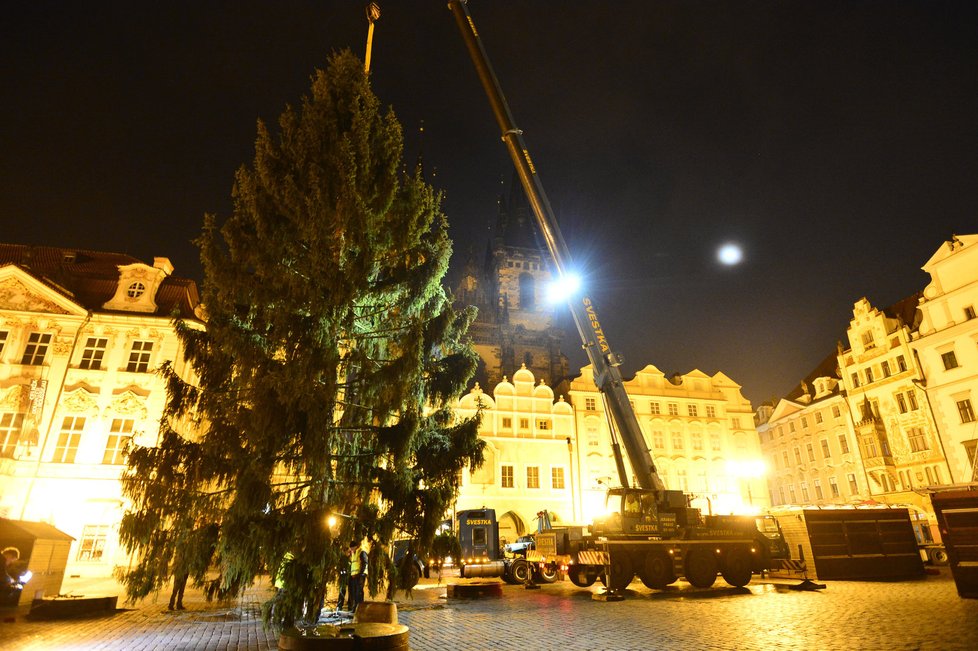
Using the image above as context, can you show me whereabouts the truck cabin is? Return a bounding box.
[456,509,500,563]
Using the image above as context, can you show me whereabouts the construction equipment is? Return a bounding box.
[448,0,789,596]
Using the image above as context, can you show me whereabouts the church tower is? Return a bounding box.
[455,178,569,388]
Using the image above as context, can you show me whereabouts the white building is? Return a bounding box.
[0,245,201,576]
[454,365,575,545]
[566,364,768,519]
[912,234,978,483]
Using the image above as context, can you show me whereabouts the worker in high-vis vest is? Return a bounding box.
[347,541,368,613]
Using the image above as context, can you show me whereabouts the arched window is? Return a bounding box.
[519,272,535,309]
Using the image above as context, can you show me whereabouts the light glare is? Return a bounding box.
[546,272,582,303]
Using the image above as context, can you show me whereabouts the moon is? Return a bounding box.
[717,243,744,266]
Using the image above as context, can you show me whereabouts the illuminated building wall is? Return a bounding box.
[0,245,201,577]
[758,377,869,508]
[453,365,576,546]
[911,234,978,483]
[566,364,768,520]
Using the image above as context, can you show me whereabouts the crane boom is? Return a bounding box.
[448,0,664,494]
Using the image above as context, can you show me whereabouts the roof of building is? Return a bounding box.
[0,518,75,542]
[0,243,200,319]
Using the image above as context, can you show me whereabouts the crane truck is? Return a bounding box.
[448,0,790,596]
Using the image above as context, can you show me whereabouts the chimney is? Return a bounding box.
[153,257,174,275]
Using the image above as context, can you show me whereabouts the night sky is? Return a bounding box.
[3,1,976,405]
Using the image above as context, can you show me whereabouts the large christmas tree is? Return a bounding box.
[118,50,483,627]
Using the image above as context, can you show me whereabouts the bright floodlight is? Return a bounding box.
[717,243,744,266]
[546,272,582,303]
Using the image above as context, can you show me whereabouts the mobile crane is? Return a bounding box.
[448,1,789,596]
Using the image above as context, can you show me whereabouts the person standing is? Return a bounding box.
[335,545,351,612]
[346,541,368,614]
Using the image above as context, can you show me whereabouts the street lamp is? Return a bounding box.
[726,459,766,510]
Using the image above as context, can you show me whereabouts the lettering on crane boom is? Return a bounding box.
[582,298,610,353]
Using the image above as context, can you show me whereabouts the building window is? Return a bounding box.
[671,432,684,450]
[865,368,874,384]
[800,482,810,502]
[793,447,802,465]
[801,416,808,429]
[668,403,679,416]
[925,466,934,485]
[789,421,796,433]
[53,416,85,463]
[848,473,859,495]
[777,426,783,438]
[820,439,831,459]
[79,337,108,370]
[941,351,960,371]
[706,405,716,418]
[965,306,977,320]
[832,405,841,418]
[650,401,661,415]
[76,524,110,562]
[652,430,664,449]
[838,434,850,455]
[895,393,907,413]
[829,477,840,498]
[126,340,154,373]
[103,418,134,465]
[861,331,875,349]
[782,451,790,467]
[862,435,879,458]
[815,412,823,424]
[957,399,975,424]
[692,432,703,450]
[519,418,529,430]
[908,427,928,453]
[551,467,565,490]
[881,360,891,377]
[585,397,596,411]
[537,419,550,431]
[526,466,540,489]
[788,485,797,503]
[688,404,698,417]
[907,391,919,411]
[1,413,25,458]
[896,355,907,372]
[778,486,786,504]
[20,332,52,365]
[814,479,824,500]
[710,433,721,451]
[502,417,512,429]
[0,330,7,356]
[501,465,514,488]
[126,282,146,299]
[806,443,815,462]
[851,372,859,388]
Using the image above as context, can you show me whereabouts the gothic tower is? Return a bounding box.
[454,177,569,388]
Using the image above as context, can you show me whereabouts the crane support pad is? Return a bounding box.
[576,551,609,565]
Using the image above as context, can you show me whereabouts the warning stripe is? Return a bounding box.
[576,551,610,566]
[777,559,808,572]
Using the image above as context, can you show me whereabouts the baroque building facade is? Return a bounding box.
[0,245,201,576]
[911,234,978,482]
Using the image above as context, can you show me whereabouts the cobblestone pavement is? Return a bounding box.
[3,570,977,650]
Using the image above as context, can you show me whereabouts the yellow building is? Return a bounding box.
[0,245,201,576]
[566,364,768,520]
[454,365,575,545]
[912,234,978,483]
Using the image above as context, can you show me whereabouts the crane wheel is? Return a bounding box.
[567,565,596,587]
[608,552,634,591]
[720,546,752,588]
[684,548,718,589]
[639,550,676,589]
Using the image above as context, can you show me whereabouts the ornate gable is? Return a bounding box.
[0,267,84,315]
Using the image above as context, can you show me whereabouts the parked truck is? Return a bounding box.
[449,0,791,596]
[456,508,558,584]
